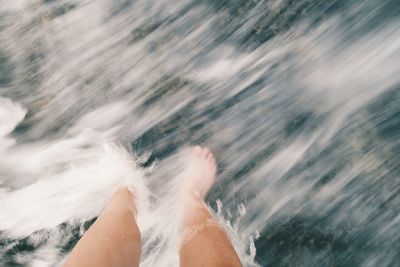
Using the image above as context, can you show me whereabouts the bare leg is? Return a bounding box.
[64,188,141,267]
[180,146,242,267]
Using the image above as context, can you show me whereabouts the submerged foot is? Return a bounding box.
[183,146,217,202]
[105,187,137,218]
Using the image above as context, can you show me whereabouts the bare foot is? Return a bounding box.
[183,146,217,203]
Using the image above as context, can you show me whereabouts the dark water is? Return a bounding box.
[0,0,400,266]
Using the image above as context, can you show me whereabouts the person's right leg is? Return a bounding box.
[179,146,242,267]
[64,188,141,267]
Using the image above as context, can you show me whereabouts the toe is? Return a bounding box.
[202,147,210,158]
[193,145,202,155]
[206,152,214,162]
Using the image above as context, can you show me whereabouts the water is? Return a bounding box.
[0,0,399,266]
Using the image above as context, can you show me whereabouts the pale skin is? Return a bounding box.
[64,146,242,267]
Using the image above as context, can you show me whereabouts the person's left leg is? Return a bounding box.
[64,188,141,267]
[179,146,242,267]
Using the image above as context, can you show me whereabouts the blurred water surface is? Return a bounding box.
[0,0,399,266]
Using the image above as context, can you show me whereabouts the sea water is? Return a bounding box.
[0,0,399,266]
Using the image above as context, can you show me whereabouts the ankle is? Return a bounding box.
[182,196,210,225]
[184,193,205,209]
